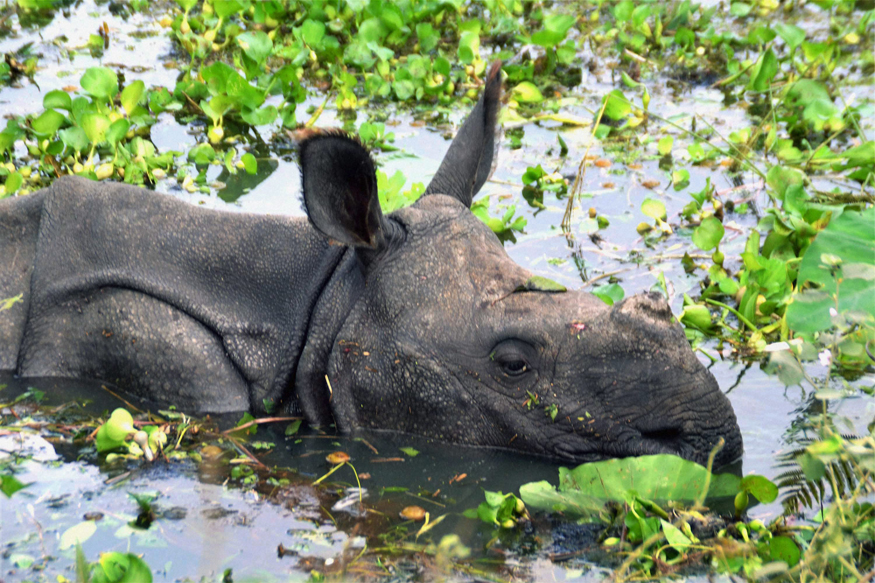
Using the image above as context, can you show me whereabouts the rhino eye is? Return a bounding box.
[491,340,535,378]
[501,359,528,376]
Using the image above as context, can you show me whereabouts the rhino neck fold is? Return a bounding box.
[292,247,366,426]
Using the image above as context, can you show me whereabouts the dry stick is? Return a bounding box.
[561,96,609,230]
[404,491,446,508]
[619,96,768,182]
[580,269,629,288]
[100,384,144,414]
[356,438,379,455]
[227,435,268,469]
[611,530,667,582]
[695,114,766,182]
[222,416,303,435]
[304,93,331,128]
[179,91,205,115]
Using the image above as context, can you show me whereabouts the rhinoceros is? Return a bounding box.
[0,63,742,466]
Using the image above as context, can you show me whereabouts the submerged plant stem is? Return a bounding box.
[562,96,609,231]
[704,299,758,332]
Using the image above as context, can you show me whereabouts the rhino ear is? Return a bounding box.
[298,132,386,250]
[424,61,502,208]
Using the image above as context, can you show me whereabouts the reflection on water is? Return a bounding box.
[4,360,869,581]
[0,375,593,581]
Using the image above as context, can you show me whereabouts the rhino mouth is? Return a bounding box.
[548,421,741,468]
[639,426,685,449]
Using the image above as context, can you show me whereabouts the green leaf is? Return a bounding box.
[510,81,543,103]
[105,119,130,146]
[657,135,674,156]
[240,105,277,126]
[747,49,777,92]
[301,19,326,47]
[80,67,119,100]
[785,289,832,334]
[532,14,577,48]
[31,109,66,136]
[798,451,826,482]
[602,89,632,121]
[519,276,566,293]
[74,544,89,582]
[730,2,753,17]
[235,411,257,435]
[766,350,804,386]
[592,283,625,306]
[672,168,690,190]
[241,152,257,174]
[60,127,89,152]
[681,304,713,333]
[95,410,134,453]
[764,536,801,567]
[4,172,23,195]
[774,23,805,49]
[692,217,725,251]
[188,143,217,165]
[661,520,693,550]
[10,553,34,569]
[520,480,606,518]
[80,113,111,144]
[237,31,273,66]
[43,90,72,111]
[641,198,666,220]
[416,22,439,52]
[59,521,97,550]
[522,455,741,519]
[620,71,642,88]
[1,473,28,497]
[212,0,245,18]
[613,0,634,22]
[522,164,547,185]
[400,447,419,457]
[786,207,875,333]
[741,474,778,503]
[458,30,480,64]
[120,80,145,116]
[284,419,302,436]
[765,165,805,201]
[93,552,153,583]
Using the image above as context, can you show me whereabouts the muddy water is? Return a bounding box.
[0,1,873,582]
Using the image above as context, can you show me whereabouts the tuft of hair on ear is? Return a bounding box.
[297,129,385,249]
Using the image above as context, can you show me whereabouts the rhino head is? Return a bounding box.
[296,63,743,467]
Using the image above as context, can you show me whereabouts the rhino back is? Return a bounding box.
[15,176,341,412]
[0,191,44,369]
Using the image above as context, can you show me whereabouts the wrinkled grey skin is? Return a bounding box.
[0,64,742,466]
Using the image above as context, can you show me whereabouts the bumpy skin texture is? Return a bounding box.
[0,63,743,466]
[2,178,343,412]
[319,197,741,466]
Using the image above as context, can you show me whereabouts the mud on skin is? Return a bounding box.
[0,62,741,467]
